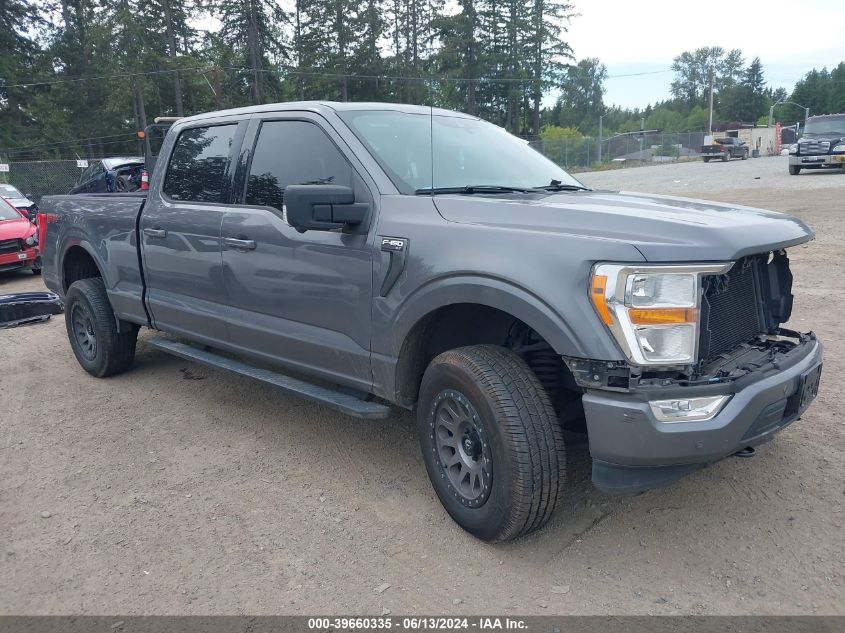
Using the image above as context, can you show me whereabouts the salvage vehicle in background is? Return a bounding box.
[0,197,40,274]
[700,137,749,162]
[39,102,822,542]
[0,184,38,222]
[788,113,845,175]
[69,157,144,194]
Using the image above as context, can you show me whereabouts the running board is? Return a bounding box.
[146,337,392,420]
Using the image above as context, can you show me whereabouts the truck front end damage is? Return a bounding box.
[565,250,822,493]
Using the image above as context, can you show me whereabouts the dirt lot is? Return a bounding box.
[1,156,842,615]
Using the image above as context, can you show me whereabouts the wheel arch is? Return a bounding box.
[61,241,104,293]
[385,277,587,407]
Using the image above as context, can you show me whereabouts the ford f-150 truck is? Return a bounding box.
[39,102,822,542]
[700,137,749,162]
[788,113,845,175]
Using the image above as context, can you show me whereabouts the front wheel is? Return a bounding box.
[741,150,748,160]
[64,278,138,377]
[417,345,566,542]
[789,165,801,175]
[721,153,729,162]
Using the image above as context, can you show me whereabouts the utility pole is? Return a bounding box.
[707,65,714,136]
[639,117,645,157]
[598,115,603,164]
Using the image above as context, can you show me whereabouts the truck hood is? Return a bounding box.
[0,217,35,241]
[433,190,814,262]
[800,132,845,144]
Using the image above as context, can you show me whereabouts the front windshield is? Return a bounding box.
[803,116,845,135]
[0,184,23,198]
[0,199,21,220]
[338,110,584,194]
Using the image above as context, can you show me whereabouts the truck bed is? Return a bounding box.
[40,192,148,324]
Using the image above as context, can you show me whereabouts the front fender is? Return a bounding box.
[387,274,593,358]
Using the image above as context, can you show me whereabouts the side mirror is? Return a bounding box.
[285,184,368,232]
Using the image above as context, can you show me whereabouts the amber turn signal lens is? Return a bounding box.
[628,308,696,325]
[590,274,614,326]
[137,130,146,139]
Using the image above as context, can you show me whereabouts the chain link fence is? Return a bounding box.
[0,160,89,205]
[1,133,712,204]
[530,131,708,171]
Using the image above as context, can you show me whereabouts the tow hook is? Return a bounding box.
[734,446,756,458]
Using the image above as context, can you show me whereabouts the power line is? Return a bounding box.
[2,64,676,89]
[1,132,137,152]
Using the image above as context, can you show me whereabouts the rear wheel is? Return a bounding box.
[703,157,710,163]
[417,345,566,542]
[789,165,801,175]
[721,153,729,162]
[64,278,138,377]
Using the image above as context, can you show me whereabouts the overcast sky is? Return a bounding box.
[565,0,845,109]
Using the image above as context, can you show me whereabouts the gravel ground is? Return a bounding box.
[1,155,842,615]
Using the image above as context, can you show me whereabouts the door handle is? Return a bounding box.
[223,237,256,251]
[143,227,167,239]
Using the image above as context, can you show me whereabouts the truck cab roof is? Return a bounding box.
[174,101,480,126]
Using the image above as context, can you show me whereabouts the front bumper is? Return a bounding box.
[582,335,822,494]
[0,247,38,272]
[789,154,845,167]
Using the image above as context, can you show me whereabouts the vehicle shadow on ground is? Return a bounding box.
[129,336,621,546]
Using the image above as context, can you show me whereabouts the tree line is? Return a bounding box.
[543,48,844,145]
[1,1,842,162]
[1,0,576,159]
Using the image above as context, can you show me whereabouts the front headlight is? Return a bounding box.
[25,234,38,247]
[832,144,845,153]
[590,263,732,366]
[788,144,798,154]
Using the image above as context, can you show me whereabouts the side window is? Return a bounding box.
[163,124,237,203]
[245,120,354,212]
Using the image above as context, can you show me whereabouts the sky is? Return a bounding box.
[564,0,845,109]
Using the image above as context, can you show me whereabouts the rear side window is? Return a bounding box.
[246,121,353,211]
[164,125,237,203]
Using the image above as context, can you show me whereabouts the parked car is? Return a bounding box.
[0,197,40,274]
[39,102,821,542]
[70,157,144,194]
[788,113,845,175]
[0,184,37,222]
[700,137,749,161]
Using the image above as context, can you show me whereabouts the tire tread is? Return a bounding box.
[425,345,566,541]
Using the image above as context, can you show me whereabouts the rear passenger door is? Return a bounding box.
[220,116,375,391]
[140,120,245,344]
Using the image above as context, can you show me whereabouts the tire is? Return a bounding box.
[721,153,729,162]
[31,267,42,276]
[64,278,138,377]
[703,157,710,163]
[741,150,748,160]
[416,345,566,542]
[789,165,801,175]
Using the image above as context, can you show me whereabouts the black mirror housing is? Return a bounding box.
[285,185,368,232]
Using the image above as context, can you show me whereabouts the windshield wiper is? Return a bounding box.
[535,179,591,192]
[415,185,537,195]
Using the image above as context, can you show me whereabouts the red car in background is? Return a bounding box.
[0,197,40,275]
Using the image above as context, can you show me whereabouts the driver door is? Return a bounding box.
[220,116,376,391]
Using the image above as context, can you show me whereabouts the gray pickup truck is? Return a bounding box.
[40,102,822,542]
[700,137,749,162]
